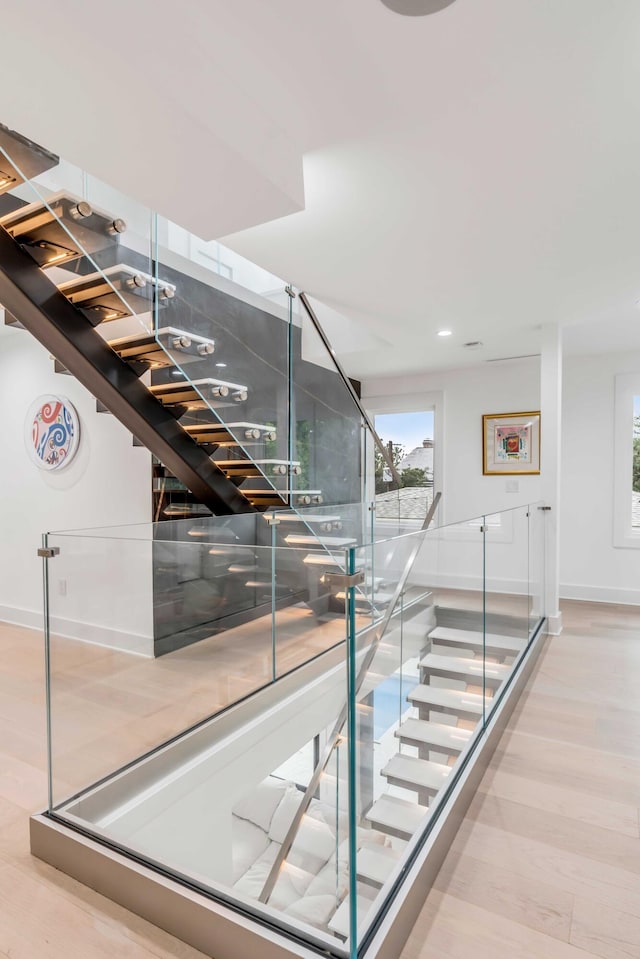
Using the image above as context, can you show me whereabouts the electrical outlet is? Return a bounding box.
[505,479,519,493]
[58,579,67,596]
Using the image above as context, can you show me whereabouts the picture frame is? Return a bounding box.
[482,411,540,475]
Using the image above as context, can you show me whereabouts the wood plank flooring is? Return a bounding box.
[401,598,640,959]
[0,598,639,958]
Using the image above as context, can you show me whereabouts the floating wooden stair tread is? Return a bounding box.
[408,684,484,718]
[420,653,510,688]
[266,512,341,524]
[334,588,395,605]
[107,327,214,367]
[395,718,473,753]
[303,553,344,567]
[240,491,288,505]
[365,794,427,840]
[285,534,357,547]
[381,754,451,794]
[227,564,258,574]
[242,490,320,506]
[183,422,275,445]
[57,265,175,322]
[150,378,248,408]
[0,124,58,196]
[0,190,126,267]
[356,845,403,889]
[213,459,300,477]
[162,503,212,517]
[429,626,525,657]
[212,460,261,477]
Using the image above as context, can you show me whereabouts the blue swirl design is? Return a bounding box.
[33,403,76,467]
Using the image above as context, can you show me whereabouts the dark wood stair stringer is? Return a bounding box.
[0,227,265,516]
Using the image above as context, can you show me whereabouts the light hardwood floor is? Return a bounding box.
[1,599,639,958]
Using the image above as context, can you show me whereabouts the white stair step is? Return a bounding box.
[408,684,484,719]
[356,845,403,889]
[328,895,374,938]
[381,754,451,794]
[365,794,427,840]
[285,534,357,547]
[420,653,510,688]
[429,626,524,656]
[395,718,473,754]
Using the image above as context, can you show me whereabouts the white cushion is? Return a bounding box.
[307,851,349,899]
[233,841,279,900]
[284,894,338,930]
[268,785,304,843]
[231,817,270,883]
[233,776,290,832]
[287,815,336,875]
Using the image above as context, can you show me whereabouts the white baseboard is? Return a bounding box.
[0,605,152,657]
[546,610,563,635]
[560,583,640,606]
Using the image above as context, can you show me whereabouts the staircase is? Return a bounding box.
[263,609,527,939]
[0,121,392,652]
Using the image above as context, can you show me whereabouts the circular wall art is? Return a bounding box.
[25,395,80,471]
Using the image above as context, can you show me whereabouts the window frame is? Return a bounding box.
[613,372,640,548]
[364,390,443,529]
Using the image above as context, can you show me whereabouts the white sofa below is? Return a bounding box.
[232,776,389,932]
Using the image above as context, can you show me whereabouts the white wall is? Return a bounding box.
[363,358,542,525]
[362,359,542,599]
[560,351,640,605]
[0,321,154,653]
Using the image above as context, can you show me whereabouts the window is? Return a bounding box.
[363,396,441,528]
[633,396,640,529]
[374,410,435,521]
[613,373,640,547]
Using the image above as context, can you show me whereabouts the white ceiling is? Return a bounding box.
[1,0,640,377]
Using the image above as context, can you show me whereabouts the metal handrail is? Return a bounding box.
[297,291,403,489]
[258,491,442,904]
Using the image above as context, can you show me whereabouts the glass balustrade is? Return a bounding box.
[40,502,547,958]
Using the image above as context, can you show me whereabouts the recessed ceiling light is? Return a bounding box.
[437,330,452,337]
[379,0,457,15]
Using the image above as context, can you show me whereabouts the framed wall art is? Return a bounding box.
[25,395,80,471]
[482,411,540,475]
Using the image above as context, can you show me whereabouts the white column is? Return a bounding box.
[540,324,563,634]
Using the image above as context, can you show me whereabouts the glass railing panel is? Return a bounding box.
[0,131,298,516]
[347,522,488,950]
[153,213,294,508]
[291,300,364,510]
[41,502,547,954]
[482,505,531,714]
[0,146,160,374]
[264,737,350,945]
[43,528,348,812]
[529,502,547,639]
[271,528,349,679]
